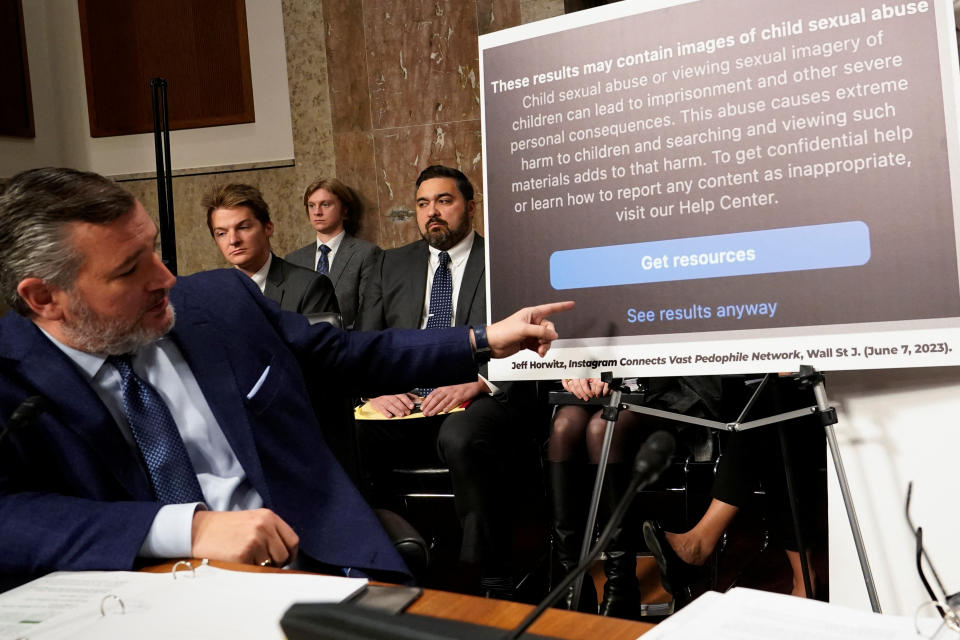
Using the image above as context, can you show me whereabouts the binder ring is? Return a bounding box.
[171,559,196,579]
[99,594,125,616]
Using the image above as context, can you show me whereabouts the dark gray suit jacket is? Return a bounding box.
[265,255,339,316]
[361,234,522,400]
[286,235,381,329]
[359,235,484,332]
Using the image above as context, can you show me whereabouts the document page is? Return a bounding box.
[639,587,924,640]
[0,565,366,640]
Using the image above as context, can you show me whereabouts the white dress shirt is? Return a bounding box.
[417,231,496,393]
[248,252,273,293]
[419,230,475,329]
[43,330,263,558]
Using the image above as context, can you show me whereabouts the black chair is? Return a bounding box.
[303,312,429,579]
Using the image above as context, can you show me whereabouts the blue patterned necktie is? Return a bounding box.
[417,251,452,397]
[316,244,331,275]
[108,355,204,504]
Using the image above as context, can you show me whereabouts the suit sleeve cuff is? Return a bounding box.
[138,502,207,558]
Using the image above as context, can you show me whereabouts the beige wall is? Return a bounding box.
[122,0,563,276]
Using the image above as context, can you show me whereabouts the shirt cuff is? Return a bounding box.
[138,502,207,558]
[479,374,499,396]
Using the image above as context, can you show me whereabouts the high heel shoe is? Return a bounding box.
[642,520,700,596]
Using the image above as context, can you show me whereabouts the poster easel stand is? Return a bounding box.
[570,365,882,613]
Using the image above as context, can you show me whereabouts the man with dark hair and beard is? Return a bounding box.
[0,166,571,583]
[359,165,539,600]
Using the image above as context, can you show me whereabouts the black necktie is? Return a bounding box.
[108,355,204,504]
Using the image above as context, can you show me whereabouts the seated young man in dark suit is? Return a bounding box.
[285,178,381,329]
[203,183,338,315]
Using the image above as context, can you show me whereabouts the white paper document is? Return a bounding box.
[0,564,367,640]
[639,587,936,640]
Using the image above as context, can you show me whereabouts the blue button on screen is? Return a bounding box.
[549,221,871,290]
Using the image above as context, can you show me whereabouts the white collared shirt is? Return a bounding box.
[248,252,273,293]
[42,330,263,558]
[315,230,345,271]
[419,230,475,329]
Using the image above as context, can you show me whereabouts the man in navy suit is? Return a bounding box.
[285,178,381,329]
[0,167,570,581]
[203,183,338,316]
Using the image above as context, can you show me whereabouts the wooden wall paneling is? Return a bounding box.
[77,0,254,137]
[0,0,35,138]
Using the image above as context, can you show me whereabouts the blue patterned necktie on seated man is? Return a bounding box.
[316,244,331,276]
[416,251,452,398]
[108,355,205,504]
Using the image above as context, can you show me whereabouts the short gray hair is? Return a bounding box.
[0,167,134,316]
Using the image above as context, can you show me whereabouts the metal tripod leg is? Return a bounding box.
[571,387,621,608]
[813,379,882,613]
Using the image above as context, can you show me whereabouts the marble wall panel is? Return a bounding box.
[332,130,382,246]
[285,28,337,179]
[373,120,484,248]
[280,0,323,37]
[323,1,372,134]
[478,0,521,34]
[520,0,564,24]
[364,0,481,130]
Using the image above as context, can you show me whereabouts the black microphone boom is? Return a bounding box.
[504,430,676,640]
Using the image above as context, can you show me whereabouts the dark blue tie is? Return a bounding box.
[417,251,452,397]
[316,244,331,275]
[108,355,205,504]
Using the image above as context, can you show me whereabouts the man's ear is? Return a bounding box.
[466,199,476,222]
[16,278,65,320]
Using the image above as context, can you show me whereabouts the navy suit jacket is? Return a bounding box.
[286,235,382,329]
[0,270,477,578]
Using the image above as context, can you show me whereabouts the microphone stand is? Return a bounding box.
[504,432,676,640]
[150,77,177,275]
[280,432,674,640]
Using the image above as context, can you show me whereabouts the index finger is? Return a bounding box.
[529,300,575,321]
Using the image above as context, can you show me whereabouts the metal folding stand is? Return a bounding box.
[570,364,882,614]
[150,77,177,275]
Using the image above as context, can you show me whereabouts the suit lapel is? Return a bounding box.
[0,315,152,498]
[404,241,430,327]
[456,234,485,326]
[263,256,285,307]
[329,235,354,286]
[169,296,271,499]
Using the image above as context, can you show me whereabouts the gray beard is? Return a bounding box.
[61,294,176,356]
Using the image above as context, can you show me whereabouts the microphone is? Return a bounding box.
[0,395,49,447]
[504,430,677,640]
[280,431,676,640]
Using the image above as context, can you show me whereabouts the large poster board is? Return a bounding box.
[479,0,960,379]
